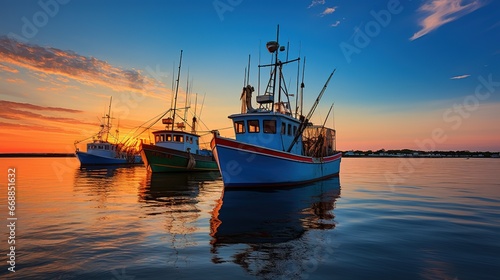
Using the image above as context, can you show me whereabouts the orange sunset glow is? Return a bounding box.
[1,1,499,153]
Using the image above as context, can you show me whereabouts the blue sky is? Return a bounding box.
[1,0,499,152]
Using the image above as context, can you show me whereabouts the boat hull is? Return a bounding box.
[211,135,341,187]
[141,143,219,173]
[76,151,142,165]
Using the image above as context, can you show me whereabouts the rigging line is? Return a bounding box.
[74,133,98,145]
[131,109,173,138]
[198,93,206,121]
[195,114,211,132]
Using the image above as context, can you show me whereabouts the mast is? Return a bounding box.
[191,93,198,134]
[183,69,190,128]
[300,57,306,117]
[172,50,183,131]
[170,62,175,119]
[295,44,300,118]
[272,25,279,111]
[105,96,112,142]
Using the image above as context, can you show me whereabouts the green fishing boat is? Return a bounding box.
[140,50,218,173]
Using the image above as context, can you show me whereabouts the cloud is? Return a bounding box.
[0,63,19,73]
[308,0,325,9]
[0,100,82,113]
[321,7,337,16]
[0,121,80,134]
[410,0,484,40]
[331,21,341,27]
[0,37,166,97]
[5,78,25,84]
[0,100,97,127]
[450,74,471,79]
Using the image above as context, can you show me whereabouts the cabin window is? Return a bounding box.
[263,120,276,134]
[174,135,184,142]
[166,134,172,141]
[105,145,109,150]
[293,126,297,136]
[234,121,245,134]
[287,124,292,136]
[248,120,260,133]
[189,137,193,144]
[160,134,165,142]
[281,123,286,135]
[155,135,160,143]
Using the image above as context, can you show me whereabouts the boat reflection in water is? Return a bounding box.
[138,171,221,249]
[210,176,341,278]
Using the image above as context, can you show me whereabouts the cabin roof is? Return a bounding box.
[228,112,300,123]
[152,130,199,138]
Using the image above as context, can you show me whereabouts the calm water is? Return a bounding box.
[0,157,499,279]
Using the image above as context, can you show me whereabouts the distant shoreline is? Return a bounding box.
[341,149,500,158]
[1,150,499,159]
[0,153,76,158]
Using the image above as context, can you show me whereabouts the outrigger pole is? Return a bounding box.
[286,69,336,153]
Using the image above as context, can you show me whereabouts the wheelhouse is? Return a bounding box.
[229,112,303,155]
[85,141,119,158]
[87,141,115,151]
[152,130,201,154]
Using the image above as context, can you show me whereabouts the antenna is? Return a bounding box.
[246,54,251,85]
[243,67,247,86]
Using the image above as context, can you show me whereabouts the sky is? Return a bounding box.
[0,0,499,153]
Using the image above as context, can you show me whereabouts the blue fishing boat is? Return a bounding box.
[75,97,142,166]
[211,27,341,187]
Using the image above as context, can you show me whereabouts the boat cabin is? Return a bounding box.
[85,141,120,158]
[152,130,201,154]
[229,112,303,155]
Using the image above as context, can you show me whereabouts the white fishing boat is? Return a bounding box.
[75,97,142,166]
[211,26,341,187]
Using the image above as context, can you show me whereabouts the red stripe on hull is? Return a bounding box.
[212,136,341,164]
